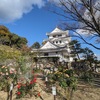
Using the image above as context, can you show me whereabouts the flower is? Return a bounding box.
[6,72,9,75]
[30,81,33,84]
[10,71,13,74]
[30,77,37,84]
[33,78,37,83]
[17,85,21,89]
[17,91,21,95]
[2,66,5,68]
[37,92,41,97]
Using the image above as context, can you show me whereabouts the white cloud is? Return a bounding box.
[97,55,100,60]
[75,29,94,36]
[95,54,100,60]
[0,0,45,23]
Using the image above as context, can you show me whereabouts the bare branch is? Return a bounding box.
[70,30,100,50]
[48,0,100,49]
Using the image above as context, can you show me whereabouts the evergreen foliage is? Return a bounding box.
[0,25,27,49]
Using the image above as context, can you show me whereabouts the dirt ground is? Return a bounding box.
[0,75,100,100]
[0,85,100,100]
[72,86,100,100]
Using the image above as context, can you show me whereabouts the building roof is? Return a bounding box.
[38,41,68,53]
[32,41,68,53]
[46,27,68,36]
[51,27,63,33]
[40,41,59,50]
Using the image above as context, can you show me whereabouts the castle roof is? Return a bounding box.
[51,27,63,33]
[46,27,67,36]
[40,41,58,50]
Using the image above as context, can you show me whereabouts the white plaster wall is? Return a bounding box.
[49,35,53,39]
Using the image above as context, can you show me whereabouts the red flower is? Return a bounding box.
[17,91,21,95]
[30,77,37,85]
[17,85,21,89]
[33,78,37,83]
[30,81,33,84]
[37,92,41,97]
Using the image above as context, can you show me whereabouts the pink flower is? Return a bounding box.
[10,71,13,74]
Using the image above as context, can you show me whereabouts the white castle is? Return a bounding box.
[32,27,73,63]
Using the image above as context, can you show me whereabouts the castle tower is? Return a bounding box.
[32,27,73,63]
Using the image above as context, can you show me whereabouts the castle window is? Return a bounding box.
[56,41,58,43]
[59,41,62,43]
[58,35,62,37]
[44,53,48,56]
[53,35,56,37]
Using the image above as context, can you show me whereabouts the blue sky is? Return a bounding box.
[0,0,100,59]
[4,7,60,46]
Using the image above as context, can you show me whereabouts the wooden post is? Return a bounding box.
[54,95,56,100]
[40,96,44,100]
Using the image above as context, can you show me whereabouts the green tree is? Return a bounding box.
[16,37,27,49]
[0,25,10,36]
[9,33,19,46]
[31,42,40,49]
[0,36,10,45]
[0,25,28,49]
[0,25,11,45]
[20,45,31,56]
[69,40,83,60]
[82,47,96,67]
[42,41,47,45]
